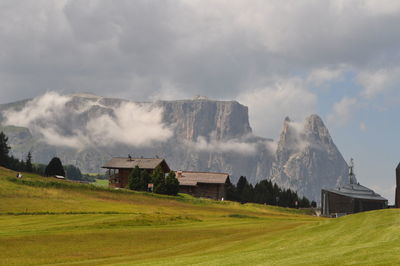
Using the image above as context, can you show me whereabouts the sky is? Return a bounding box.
[0,0,399,203]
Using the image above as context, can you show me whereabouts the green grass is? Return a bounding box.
[0,166,399,265]
[93,178,109,187]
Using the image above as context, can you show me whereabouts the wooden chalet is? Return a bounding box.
[395,162,400,208]
[102,157,170,188]
[176,171,230,200]
[321,159,388,217]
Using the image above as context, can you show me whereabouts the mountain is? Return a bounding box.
[270,115,348,202]
[0,93,348,202]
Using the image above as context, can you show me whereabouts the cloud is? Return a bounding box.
[2,0,400,104]
[185,132,275,155]
[238,78,317,138]
[307,66,345,86]
[357,68,400,99]
[186,136,257,155]
[327,97,358,127]
[86,101,173,147]
[2,92,172,149]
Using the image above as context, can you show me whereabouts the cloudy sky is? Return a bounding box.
[1,0,399,202]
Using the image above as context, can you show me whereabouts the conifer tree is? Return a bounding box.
[25,152,33,172]
[165,171,179,195]
[139,170,150,191]
[0,132,10,167]
[152,166,166,194]
[44,157,65,177]
[128,165,141,190]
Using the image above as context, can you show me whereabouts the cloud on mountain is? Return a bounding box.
[3,92,173,149]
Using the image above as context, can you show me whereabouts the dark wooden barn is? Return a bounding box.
[102,157,170,188]
[176,171,230,200]
[321,159,387,217]
[395,162,400,208]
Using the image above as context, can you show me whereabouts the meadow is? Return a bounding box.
[0,166,399,265]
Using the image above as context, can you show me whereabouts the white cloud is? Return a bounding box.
[86,102,172,147]
[307,66,345,86]
[186,136,258,155]
[3,92,172,149]
[327,97,358,126]
[238,78,317,138]
[357,68,400,99]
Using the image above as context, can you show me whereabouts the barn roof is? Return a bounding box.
[323,183,387,201]
[177,171,230,186]
[102,157,169,171]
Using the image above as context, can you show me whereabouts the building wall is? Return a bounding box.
[322,191,354,215]
[322,190,387,216]
[179,183,226,200]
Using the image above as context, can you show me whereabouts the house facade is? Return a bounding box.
[396,162,400,208]
[102,157,170,188]
[321,159,387,217]
[176,171,230,200]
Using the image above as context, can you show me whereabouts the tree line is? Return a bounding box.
[127,165,179,196]
[226,176,316,208]
[0,131,93,181]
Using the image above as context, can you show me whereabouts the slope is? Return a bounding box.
[0,167,399,265]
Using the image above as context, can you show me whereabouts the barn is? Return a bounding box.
[321,159,388,217]
[176,171,230,200]
[102,157,170,188]
[395,162,400,208]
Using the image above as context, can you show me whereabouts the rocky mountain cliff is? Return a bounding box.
[269,115,348,202]
[0,93,348,202]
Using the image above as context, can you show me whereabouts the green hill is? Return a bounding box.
[0,167,399,265]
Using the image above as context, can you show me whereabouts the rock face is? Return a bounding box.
[270,115,348,202]
[0,93,349,202]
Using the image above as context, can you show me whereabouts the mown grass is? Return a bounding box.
[0,166,399,265]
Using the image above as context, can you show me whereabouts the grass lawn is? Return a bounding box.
[93,178,109,187]
[0,166,399,265]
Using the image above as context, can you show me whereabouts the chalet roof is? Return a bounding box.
[177,171,230,186]
[323,183,387,201]
[102,157,167,170]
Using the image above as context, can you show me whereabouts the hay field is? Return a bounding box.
[0,167,399,265]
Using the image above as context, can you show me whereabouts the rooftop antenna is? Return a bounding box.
[349,158,356,184]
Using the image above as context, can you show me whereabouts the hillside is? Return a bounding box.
[0,167,399,265]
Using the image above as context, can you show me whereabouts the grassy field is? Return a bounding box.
[0,167,399,265]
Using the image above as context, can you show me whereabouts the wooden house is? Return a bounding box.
[176,171,230,200]
[396,162,400,208]
[321,159,387,217]
[102,157,170,188]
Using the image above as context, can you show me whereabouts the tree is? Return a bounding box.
[152,166,167,194]
[236,176,253,203]
[44,157,65,177]
[64,165,83,180]
[0,132,10,167]
[128,166,141,190]
[139,170,151,191]
[25,152,33,172]
[165,171,179,195]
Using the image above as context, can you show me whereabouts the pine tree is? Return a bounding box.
[152,166,166,194]
[0,132,10,167]
[44,157,65,177]
[128,166,141,190]
[165,171,179,195]
[25,152,33,172]
[139,170,150,191]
